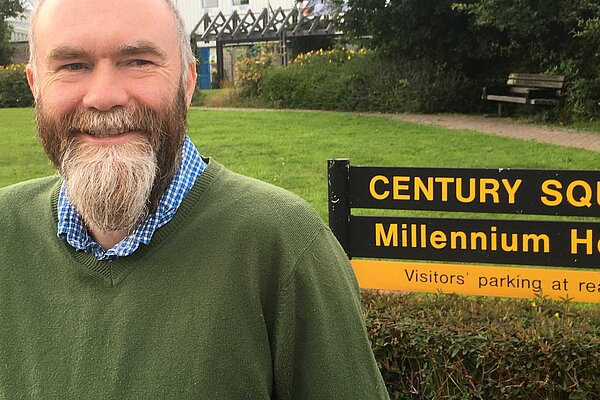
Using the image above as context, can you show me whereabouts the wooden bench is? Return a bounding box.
[482,73,566,116]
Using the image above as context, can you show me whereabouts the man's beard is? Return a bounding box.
[35,85,188,233]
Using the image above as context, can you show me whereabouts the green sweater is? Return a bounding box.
[0,160,389,399]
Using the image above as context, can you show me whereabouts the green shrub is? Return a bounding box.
[235,44,276,98]
[0,64,34,108]
[190,89,206,107]
[261,51,480,113]
[362,291,600,399]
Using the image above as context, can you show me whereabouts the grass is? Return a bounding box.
[563,120,600,133]
[0,108,56,188]
[190,109,600,219]
[2,107,600,220]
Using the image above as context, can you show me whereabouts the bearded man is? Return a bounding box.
[0,0,389,398]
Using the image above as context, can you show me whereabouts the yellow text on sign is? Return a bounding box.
[351,260,600,303]
[368,175,522,203]
[368,175,600,208]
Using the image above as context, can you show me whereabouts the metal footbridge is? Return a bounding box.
[191,7,343,82]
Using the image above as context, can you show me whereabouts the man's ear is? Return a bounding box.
[185,62,197,108]
[25,64,38,99]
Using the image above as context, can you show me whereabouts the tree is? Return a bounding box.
[460,0,600,118]
[0,0,24,65]
[339,0,489,72]
[340,0,600,119]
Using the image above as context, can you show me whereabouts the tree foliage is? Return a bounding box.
[340,0,600,119]
[0,0,24,65]
[341,0,481,69]
[459,0,600,72]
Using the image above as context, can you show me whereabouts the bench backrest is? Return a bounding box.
[507,73,565,89]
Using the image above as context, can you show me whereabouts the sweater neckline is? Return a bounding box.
[51,158,221,286]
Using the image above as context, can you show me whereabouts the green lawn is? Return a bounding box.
[2,107,600,220]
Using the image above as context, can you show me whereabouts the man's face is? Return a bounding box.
[27,0,197,232]
[28,0,194,117]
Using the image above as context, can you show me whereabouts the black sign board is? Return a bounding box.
[328,159,600,269]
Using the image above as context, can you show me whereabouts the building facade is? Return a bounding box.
[6,2,35,64]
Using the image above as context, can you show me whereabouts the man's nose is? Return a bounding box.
[82,64,130,111]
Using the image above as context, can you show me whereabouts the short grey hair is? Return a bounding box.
[29,0,196,82]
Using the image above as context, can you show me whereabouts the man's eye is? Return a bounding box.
[63,63,86,71]
[131,59,152,67]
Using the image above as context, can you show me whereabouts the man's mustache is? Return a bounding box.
[62,106,162,138]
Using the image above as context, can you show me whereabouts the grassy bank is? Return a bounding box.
[2,108,600,219]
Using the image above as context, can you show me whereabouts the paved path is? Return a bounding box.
[373,113,600,152]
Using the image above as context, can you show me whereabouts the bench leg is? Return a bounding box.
[497,103,503,117]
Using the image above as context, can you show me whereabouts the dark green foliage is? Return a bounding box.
[362,291,600,399]
[0,64,34,107]
[261,53,480,113]
[460,0,600,121]
[338,0,600,121]
[287,35,336,59]
[0,19,13,65]
[0,0,22,18]
[340,0,488,74]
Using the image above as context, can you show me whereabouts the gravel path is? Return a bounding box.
[375,113,600,152]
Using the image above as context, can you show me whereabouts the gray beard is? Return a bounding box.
[35,83,189,234]
[61,136,157,233]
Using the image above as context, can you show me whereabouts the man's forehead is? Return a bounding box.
[34,0,179,57]
[35,0,176,37]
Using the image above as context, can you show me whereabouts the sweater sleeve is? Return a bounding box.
[271,227,390,399]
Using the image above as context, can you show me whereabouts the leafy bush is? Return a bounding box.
[190,89,206,107]
[261,50,480,113]
[362,291,600,399]
[235,44,276,98]
[0,64,34,108]
[341,0,484,74]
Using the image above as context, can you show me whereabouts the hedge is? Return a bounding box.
[259,51,481,114]
[0,64,34,108]
[258,49,600,121]
[363,291,600,399]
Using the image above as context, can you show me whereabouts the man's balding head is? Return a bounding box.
[28,0,195,84]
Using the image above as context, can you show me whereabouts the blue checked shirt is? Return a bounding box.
[57,136,206,261]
